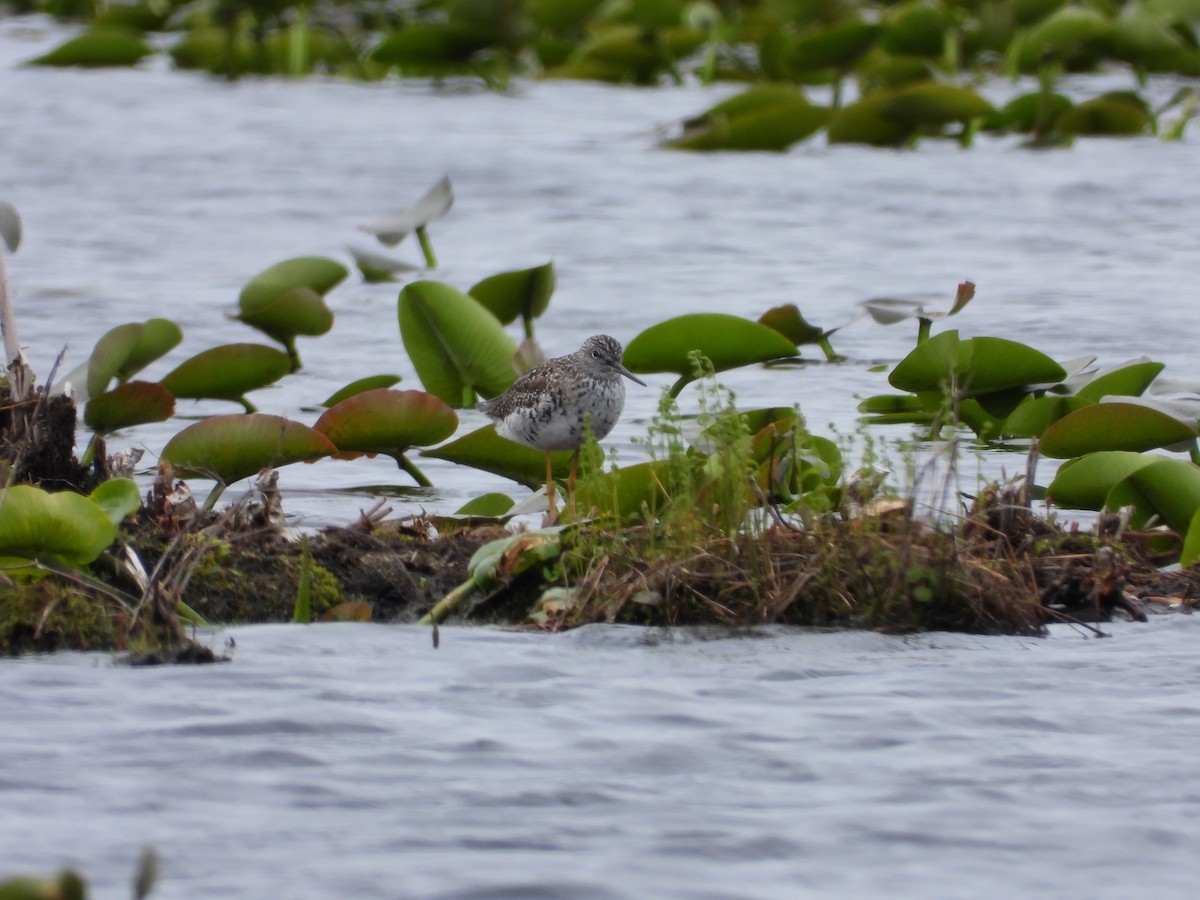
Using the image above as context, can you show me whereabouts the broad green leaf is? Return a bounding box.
[858,394,930,414]
[1040,402,1198,458]
[1018,6,1111,68]
[790,22,880,71]
[84,381,175,435]
[347,246,418,282]
[29,27,154,67]
[882,1,950,57]
[999,395,1091,438]
[881,83,995,125]
[359,177,455,246]
[89,478,141,527]
[322,375,403,407]
[1057,93,1151,136]
[370,25,491,69]
[624,313,798,378]
[889,331,1066,396]
[667,86,830,151]
[1105,458,1200,532]
[117,318,183,383]
[455,492,516,517]
[469,261,556,329]
[313,389,458,458]
[161,414,336,485]
[397,280,517,407]
[421,425,573,488]
[827,95,915,146]
[1076,360,1164,402]
[986,91,1073,133]
[1046,451,1158,510]
[0,485,117,566]
[160,344,292,406]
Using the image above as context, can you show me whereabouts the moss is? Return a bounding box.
[0,578,119,655]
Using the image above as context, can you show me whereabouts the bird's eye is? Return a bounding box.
[592,350,601,359]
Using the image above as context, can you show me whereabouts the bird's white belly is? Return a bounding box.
[497,385,624,451]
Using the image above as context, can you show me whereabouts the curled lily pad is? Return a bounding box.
[758,305,840,360]
[1076,360,1164,402]
[455,492,517,518]
[666,85,831,152]
[889,331,1066,397]
[1000,395,1092,438]
[89,477,141,527]
[84,381,175,435]
[624,313,798,398]
[1039,402,1199,459]
[1106,458,1200,533]
[236,257,346,368]
[347,246,419,283]
[1018,6,1111,69]
[161,414,336,506]
[321,375,403,407]
[313,389,458,486]
[0,485,118,567]
[359,176,454,267]
[469,261,556,338]
[86,319,183,398]
[159,344,292,412]
[1057,92,1152,137]
[398,280,517,408]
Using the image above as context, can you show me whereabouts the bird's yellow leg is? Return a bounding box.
[567,450,580,520]
[544,451,556,515]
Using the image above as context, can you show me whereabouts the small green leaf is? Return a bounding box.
[1040,402,1198,459]
[1046,451,1158,510]
[1076,360,1164,402]
[889,331,1066,396]
[87,323,143,398]
[624,313,798,385]
[159,344,292,407]
[1181,506,1200,567]
[455,493,516,517]
[88,477,141,527]
[236,257,346,350]
[161,414,336,486]
[575,460,672,522]
[29,27,154,67]
[881,83,995,125]
[469,261,556,329]
[1000,395,1092,438]
[398,280,517,407]
[321,375,403,407]
[757,304,828,344]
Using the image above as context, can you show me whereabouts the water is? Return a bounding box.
[4,619,1200,898]
[4,17,1200,897]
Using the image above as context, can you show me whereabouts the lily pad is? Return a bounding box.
[468,261,556,336]
[84,381,176,435]
[321,375,403,407]
[161,414,336,487]
[667,85,831,152]
[236,257,346,365]
[1057,92,1152,136]
[0,201,21,252]
[0,485,118,567]
[29,27,154,67]
[1046,451,1158,510]
[398,280,517,408]
[1000,395,1092,438]
[889,331,1067,397]
[1106,458,1200,532]
[159,344,293,411]
[89,477,141,527]
[575,460,672,522]
[1039,402,1199,459]
[359,176,455,247]
[421,425,574,489]
[86,319,183,398]
[1076,360,1164,402]
[455,493,517,517]
[313,389,458,458]
[624,313,798,397]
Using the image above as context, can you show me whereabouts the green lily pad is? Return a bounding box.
[624,314,798,396]
[1018,6,1111,69]
[89,477,141,527]
[1046,451,1158,510]
[161,414,336,486]
[1039,402,1198,459]
[86,319,183,398]
[986,91,1074,133]
[789,21,881,71]
[0,485,118,567]
[359,177,455,246]
[455,492,516,518]
[1076,360,1164,402]
[1106,458,1200,532]
[321,375,403,407]
[398,280,517,408]
[236,257,346,359]
[159,344,293,410]
[370,24,492,70]
[469,261,556,333]
[84,381,176,435]
[882,0,950,57]
[827,94,916,146]
[889,331,1067,396]
[421,425,574,489]
[1057,92,1152,136]
[667,85,831,152]
[881,82,995,126]
[1000,395,1092,438]
[313,389,458,458]
[575,460,672,522]
[1181,506,1200,567]
[29,27,154,67]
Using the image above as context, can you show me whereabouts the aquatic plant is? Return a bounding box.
[359,177,454,270]
[235,256,346,370]
[159,343,293,413]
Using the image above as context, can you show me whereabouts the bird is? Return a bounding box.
[477,334,646,521]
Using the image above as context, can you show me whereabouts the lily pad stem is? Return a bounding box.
[419,579,479,626]
[416,225,438,269]
[668,373,693,399]
[916,317,933,345]
[396,453,433,488]
[203,483,228,511]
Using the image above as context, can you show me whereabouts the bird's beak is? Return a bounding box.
[619,364,647,387]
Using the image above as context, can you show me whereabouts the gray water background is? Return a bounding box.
[3,15,1200,898]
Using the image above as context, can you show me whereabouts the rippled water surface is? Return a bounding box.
[5,17,1200,898]
[5,620,1200,898]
